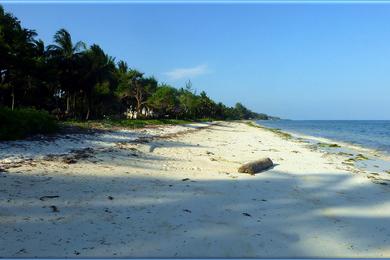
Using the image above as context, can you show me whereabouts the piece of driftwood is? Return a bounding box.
[238,157,273,175]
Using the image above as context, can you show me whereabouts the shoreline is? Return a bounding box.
[253,120,390,178]
[1,121,390,257]
[254,120,390,156]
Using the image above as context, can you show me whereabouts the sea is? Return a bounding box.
[256,120,390,155]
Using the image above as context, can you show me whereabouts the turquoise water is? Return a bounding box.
[256,120,390,154]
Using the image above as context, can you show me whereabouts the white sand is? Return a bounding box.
[0,121,389,257]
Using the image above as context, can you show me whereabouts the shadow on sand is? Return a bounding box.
[1,129,390,258]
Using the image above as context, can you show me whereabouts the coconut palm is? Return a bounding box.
[47,28,86,115]
[47,29,85,59]
[0,6,38,110]
[81,44,116,120]
[117,60,128,75]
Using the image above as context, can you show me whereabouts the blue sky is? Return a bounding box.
[3,2,390,119]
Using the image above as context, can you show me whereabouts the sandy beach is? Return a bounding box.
[1,121,389,257]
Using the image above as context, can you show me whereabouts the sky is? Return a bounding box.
[3,2,390,119]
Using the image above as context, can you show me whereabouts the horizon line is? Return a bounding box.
[3,0,390,4]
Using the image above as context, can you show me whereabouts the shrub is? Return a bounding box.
[0,107,58,140]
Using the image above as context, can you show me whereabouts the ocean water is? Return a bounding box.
[256,120,390,154]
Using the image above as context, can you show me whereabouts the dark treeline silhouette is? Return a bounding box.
[0,6,273,121]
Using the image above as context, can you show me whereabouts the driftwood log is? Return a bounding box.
[238,157,273,175]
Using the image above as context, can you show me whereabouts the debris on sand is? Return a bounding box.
[39,195,59,201]
[317,142,341,148]
[130,137,150,144]
[63,158,77,164]
[181,178,190,181]
[238,157,274,175]
[45,147,96,164]
[50,205,59,212]
[0,159,32,171]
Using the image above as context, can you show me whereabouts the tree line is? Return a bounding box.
[0,6,273,121]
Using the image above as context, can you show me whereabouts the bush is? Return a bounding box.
[0,107,58,140]
[64,118,195,130]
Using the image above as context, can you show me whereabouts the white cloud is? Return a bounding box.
[164,64,210,80]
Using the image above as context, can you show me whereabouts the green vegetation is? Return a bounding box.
[343,158,355,165]
[64,118,196,130]
[385,170,390,175]
[245,121,292,140]
[355,153,369,160]
[342,153,369,165]
[317,143,341,148]
[0,4,275,137]
[0,107,58,140]
[337,152,354,156]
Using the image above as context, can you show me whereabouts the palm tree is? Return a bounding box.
[48,28,85,59]
[47,28,86,115]
[81,44,115,120]
[117,60,128,75]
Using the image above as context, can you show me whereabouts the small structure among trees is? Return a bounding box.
[0,5,273,121]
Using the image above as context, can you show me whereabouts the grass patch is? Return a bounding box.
[64,118,203,130]
[245,121,292,140]
[385,170,390,174]
[0,107,58,140]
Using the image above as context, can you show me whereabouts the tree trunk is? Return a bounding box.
[72,94,76,116]
[136,100,142,118]
[66,94,70,114]
[137,105,141,116]
[238,158,274,175]
[85,94,91,121]
[134,85,143,118]
[11,87,15,111]
[86,107,90,121]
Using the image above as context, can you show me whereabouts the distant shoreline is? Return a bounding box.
[255,119,390,154]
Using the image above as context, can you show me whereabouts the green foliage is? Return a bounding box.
[0,5,277,135]
[245,121,292,139]
[342,153,369,164]
[178,86,200,119]
[65,118,193,129]
[147,85,178,116]
[317,143,341,148]
[355,153,369,160]
[0,107,58,140]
